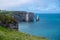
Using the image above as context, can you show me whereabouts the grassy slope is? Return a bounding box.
[0,26,48,40]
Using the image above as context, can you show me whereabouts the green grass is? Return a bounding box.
[0,26,48,40]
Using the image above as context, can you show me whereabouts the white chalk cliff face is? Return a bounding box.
[11,11,34,22]
[26,13,29,22]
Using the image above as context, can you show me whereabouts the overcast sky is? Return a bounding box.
[0,0,60,13]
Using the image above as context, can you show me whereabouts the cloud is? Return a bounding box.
[0,0,32,9]
[37,4,60,11]
[27,0,60,13]
[0,0,60,13]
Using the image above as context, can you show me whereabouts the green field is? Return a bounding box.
[0,26,48,40]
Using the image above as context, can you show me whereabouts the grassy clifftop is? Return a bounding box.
[0,26,48,40]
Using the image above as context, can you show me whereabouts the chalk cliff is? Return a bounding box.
[12,11,34,22]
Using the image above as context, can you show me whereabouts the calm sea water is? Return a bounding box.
[18,14,60,40]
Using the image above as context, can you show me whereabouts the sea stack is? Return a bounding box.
[36,15,39,21]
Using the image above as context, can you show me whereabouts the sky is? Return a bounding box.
[0,0,60,13]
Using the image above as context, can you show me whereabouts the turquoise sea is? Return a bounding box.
[18,14,60,40]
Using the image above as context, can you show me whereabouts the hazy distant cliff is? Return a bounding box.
[12,11,34,22]
[0,10,34,22]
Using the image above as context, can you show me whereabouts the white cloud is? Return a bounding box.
[37,4,59,11]
[0,0,32,9]
[0,0,60,13]
[27,0,60,12]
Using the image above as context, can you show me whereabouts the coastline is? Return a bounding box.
[0,26,48,40]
